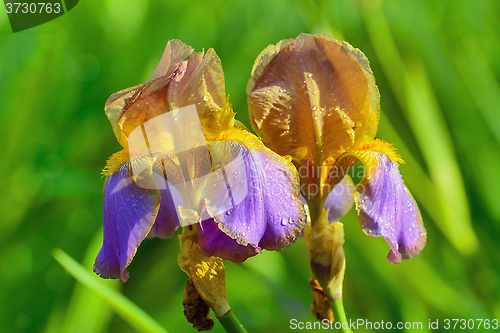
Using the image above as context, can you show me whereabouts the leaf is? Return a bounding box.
[53,248,169,333]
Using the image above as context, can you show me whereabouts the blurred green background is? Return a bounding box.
[1,0,499,332]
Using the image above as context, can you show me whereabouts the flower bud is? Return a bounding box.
[305,208,346,301]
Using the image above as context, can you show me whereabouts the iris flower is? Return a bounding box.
[93,40,305,322]
[247,34,426,302]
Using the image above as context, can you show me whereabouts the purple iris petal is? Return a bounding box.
[256,147,306,250]
[147,182,181,239]
[197,217,261,263]
[325,175,355,222]
[94,161,180,282]
[200,140,305,261]
[355,154,426,263]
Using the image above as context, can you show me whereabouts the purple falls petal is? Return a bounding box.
[197,217,261,263]
[203,141,266,249]
[201,137,306,262]
[355,153,426,263]
[94,162,161,282]
[254,148,306,251]
[325,175,355,222]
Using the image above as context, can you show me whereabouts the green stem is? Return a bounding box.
[330,298,351,333]
[307,196,326,227]
[217,310,248,333]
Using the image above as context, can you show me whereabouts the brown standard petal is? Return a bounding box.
[247,33,380,181]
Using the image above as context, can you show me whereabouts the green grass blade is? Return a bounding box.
[404,62,478,255]
[456,37,500,144]
[59,231,117,333]
[53,248,169,333]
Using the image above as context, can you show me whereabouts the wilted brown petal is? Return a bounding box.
[105,39,234,148]
[183,278,215,331]
[309,277,335,323]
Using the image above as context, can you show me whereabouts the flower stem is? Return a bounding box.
[330,298,351,333]
[217,310,248,333]
[307,196,327,227]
